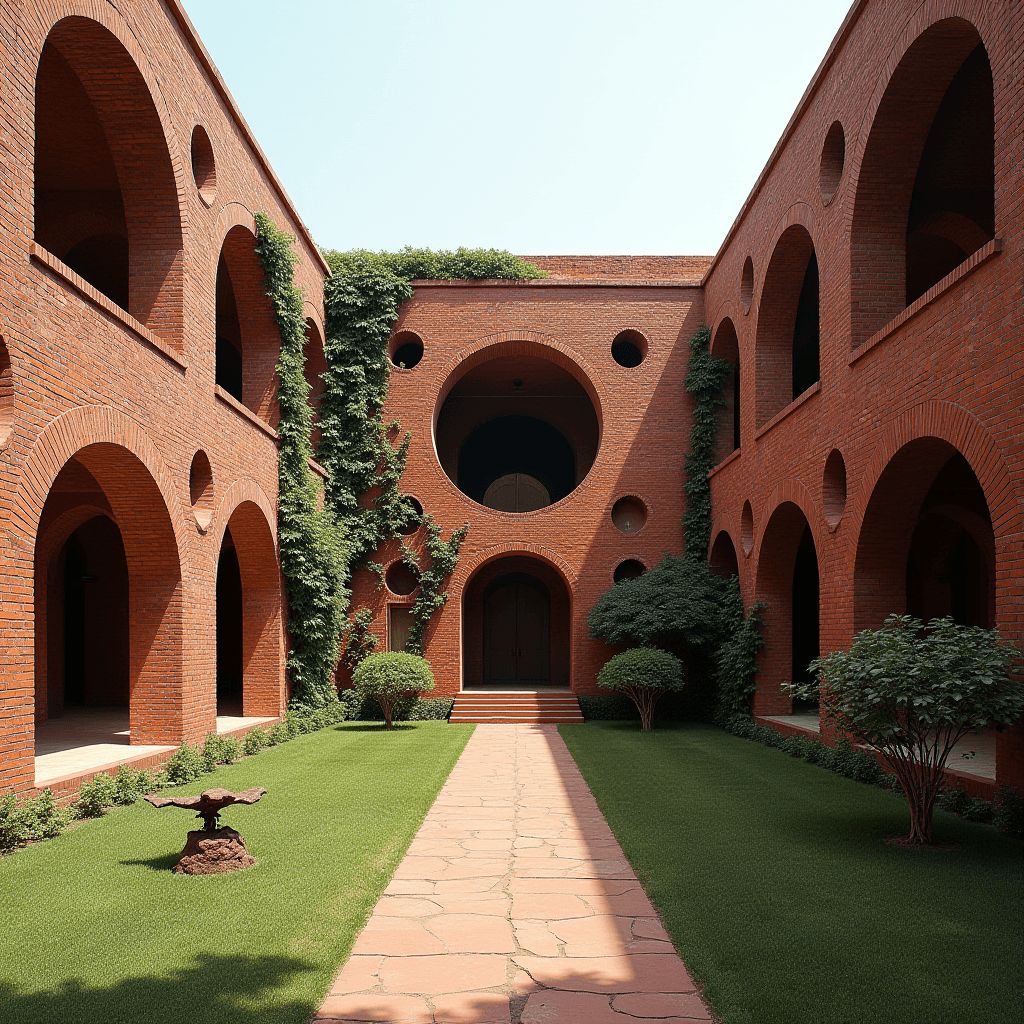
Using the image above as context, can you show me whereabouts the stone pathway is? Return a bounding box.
[315,724,710,1023]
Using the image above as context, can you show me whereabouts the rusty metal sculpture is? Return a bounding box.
[145,787,267,874]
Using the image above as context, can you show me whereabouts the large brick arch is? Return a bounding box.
[850,401,1021,635]
[214,478,284,717]
[11,405,188,744]
[30,4,187,345]
[847,9,992,347]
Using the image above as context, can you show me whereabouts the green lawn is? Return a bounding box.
[560,721,1023,1024]
[0,722,473,1024]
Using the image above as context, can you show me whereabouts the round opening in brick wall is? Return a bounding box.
[390,331,423,369]
[0,337,12,450]
[611,496,647,535]
[611,329,647,368]
[189,449,214,507]
[435,346,600,513]
[740,257,754,315]
[822,448,847,527]
[613,559,647,583]
[385,561,419,596]
[190,125,216,205]
[397,496,424,534]
[741,500,754,556]
[819,121,845,203]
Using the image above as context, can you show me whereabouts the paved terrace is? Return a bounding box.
[316,724,710,1024]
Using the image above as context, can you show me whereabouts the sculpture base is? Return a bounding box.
[173,827,256,875]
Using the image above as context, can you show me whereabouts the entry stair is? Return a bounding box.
[449,690,584,724]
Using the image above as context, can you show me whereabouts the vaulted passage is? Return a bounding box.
[435,351,600,512]
[462,556,571,689]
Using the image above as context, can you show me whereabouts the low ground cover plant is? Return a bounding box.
[793,614,1024,845]
[351,651,435,729]
[596,648,684,731]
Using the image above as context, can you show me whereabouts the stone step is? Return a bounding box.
[450,692,584,724]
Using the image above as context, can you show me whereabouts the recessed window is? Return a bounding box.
[741,501,754,556]
[611,330,647,368]
[189,450,214,507]
[822,449,847,527]
[740,257,754,315]
[390,330,423,369]
[191,125,216,205]
[613,559,647,583]
[0,336,12,450]
[385,561,418,596]
[611,496,647,535]
[819,121,845,202]
[389,605,414,652]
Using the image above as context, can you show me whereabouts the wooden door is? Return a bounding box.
[483,577,550,685]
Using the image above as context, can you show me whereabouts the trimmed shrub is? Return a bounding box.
[352,651,435,729]
[1,789,72,849]
[163,743,206,785]
[268,722,290,745]
[596,648,684,732]
[993,787,1023,838]
[75,773,117,818]
[243,729,268,756]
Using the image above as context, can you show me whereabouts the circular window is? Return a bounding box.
[819,121,845,203]
[741,500,754,556]
[613,559,647,583]
[822,448,847,527]
[434,348,600,513]
[385,561,419,596]
[390,330,423,369]
[611,329,647,368]
[611,496,647,535]
[740,257,754,315]
[397,496,424,534]
[190,125,216,205]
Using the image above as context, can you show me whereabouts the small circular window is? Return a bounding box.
[611,329,647,368]
[819,121,846,203]
[611,496,647,535]
[385,561,418,596]
[190,125,216,205]
[613,559,647,583]
[390,331,423,369]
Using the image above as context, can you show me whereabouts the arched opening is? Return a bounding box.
[218,502,285,717]
[33,17,183,343]
[611,330,647,368]
[462,556,571,690]
[710,530,739,579]
[215,227,281,424]
[303,318,327,450]
[711,318,740,457]
[819,121,845,202]
[855,441,994,634]
[390,331,424,370]
[436,350,600,512]
[33,446,182,751]
[754,503,819,716]
[613,559,647,584]
[0,336,12,449]
[755,225,819,427]
[822,449,847,527]
[851,21,993,345]
[190,125,216,204]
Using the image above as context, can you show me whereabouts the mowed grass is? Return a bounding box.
[560,721,1023,1024]
[0,722,473,1024]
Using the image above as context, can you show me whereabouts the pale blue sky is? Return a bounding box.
[181,1,853,256]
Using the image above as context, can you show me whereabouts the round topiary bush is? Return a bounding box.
[352,651,436,729]
[596,647,684,731]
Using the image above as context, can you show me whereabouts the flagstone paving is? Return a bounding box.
[314,723,711,1024]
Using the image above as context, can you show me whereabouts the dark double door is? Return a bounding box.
[483,576,550,686]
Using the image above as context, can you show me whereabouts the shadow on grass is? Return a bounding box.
[333,722,417,732]
[119,850,181,872]
[0,953,318,1024]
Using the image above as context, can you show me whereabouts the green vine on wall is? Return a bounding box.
[682,325,732,559]
[255,213,348,707]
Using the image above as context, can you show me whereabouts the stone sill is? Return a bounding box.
[709,446,742,479]
[30,243,188,371]
[308,456,328,479]
[409,277,703,290]
[215,385,279,441]
[849,238,1002,367]
[753,381,821,442]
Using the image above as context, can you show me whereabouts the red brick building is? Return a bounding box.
[1,0,1021,795]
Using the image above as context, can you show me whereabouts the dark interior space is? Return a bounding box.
[791,524,820,712]
[216,255,243,400]
[733,362,741,450]
[436,353,599,512]
[791,252,820,399]
[906,44,994,304]
[216,529,244,713]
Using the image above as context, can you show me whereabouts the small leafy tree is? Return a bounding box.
[352,651,435,730]
[799,615,1024,845]
[597,648,684,731]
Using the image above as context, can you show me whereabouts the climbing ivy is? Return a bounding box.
[254,213,348,707]
[682,325,732,559]
[318,247,547,663]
